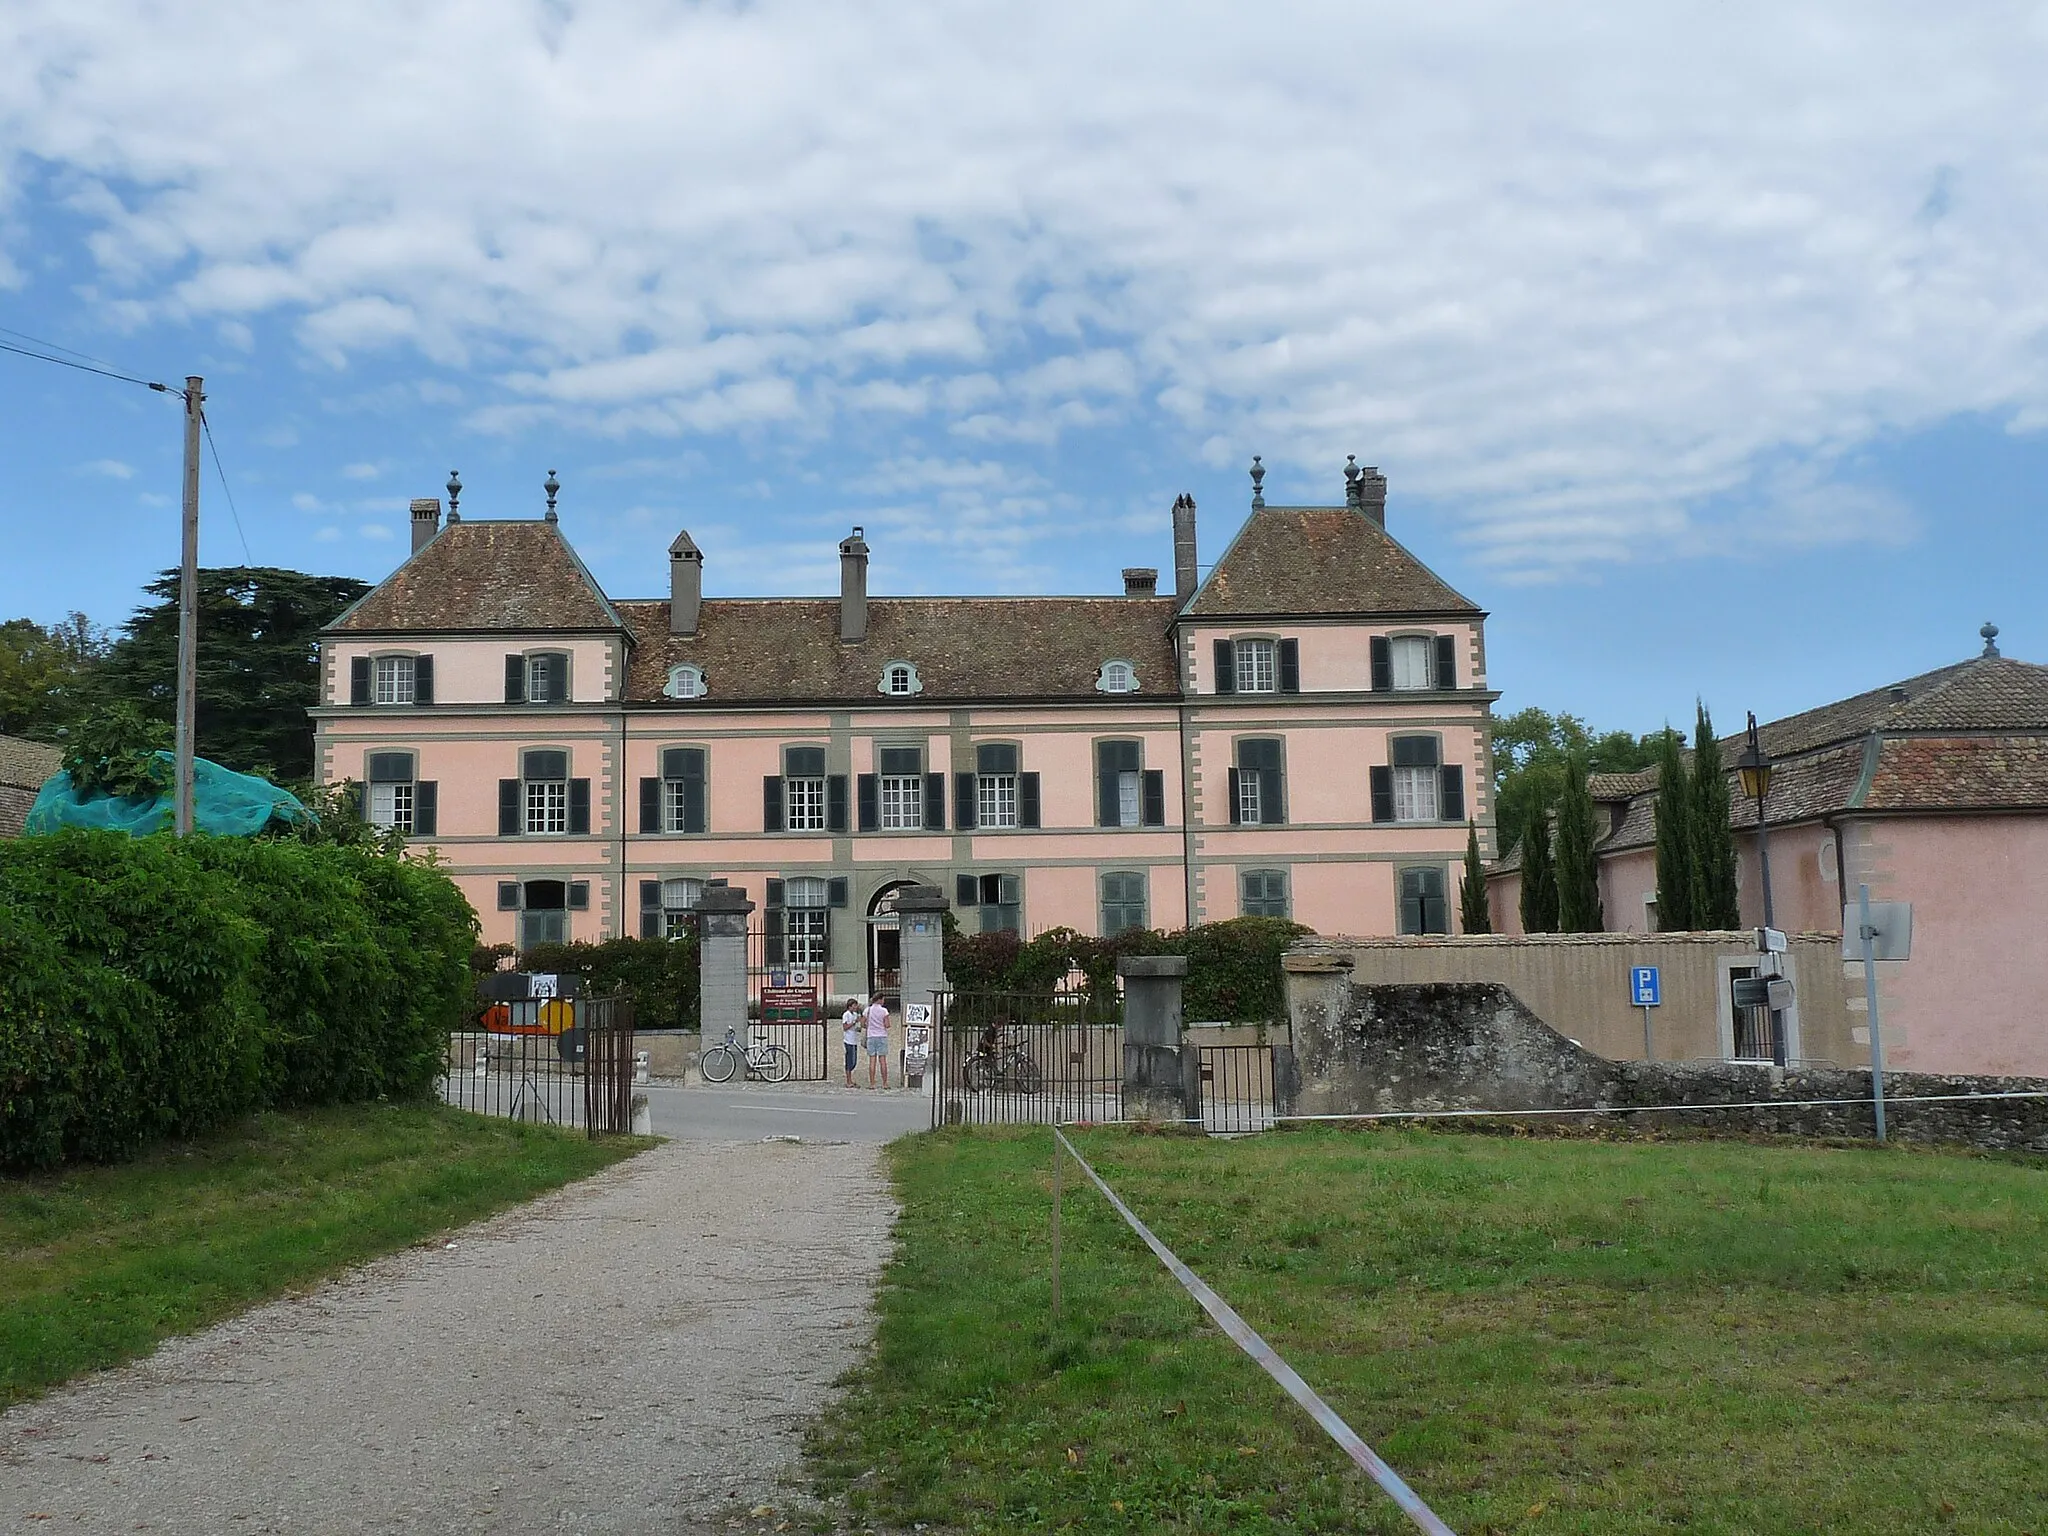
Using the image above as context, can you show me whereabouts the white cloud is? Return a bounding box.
[359,522,392,540]
[3,2,2046,574]
[291,491,323,512]
[81,458,133,478]
[341,461,380,480]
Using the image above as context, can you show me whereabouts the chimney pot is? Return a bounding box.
[1358,465,1387,527]
[1122,567,1158,597]
[409,497,442,553]
[839,525,870,643]
[669,529,703,636]
[1171,493,1199,604]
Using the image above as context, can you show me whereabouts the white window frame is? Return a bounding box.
[1392,765,1440,822]
[881,773,923,830]
[1236,772,1264,825]
[1096,660,1138,694]
[977,774,1019,829]
[876,660,924,697]
[663,780,691,833]
[525,778,568,835]
[527,652,568,705]
[785,775,826,832]
[1234,638,1278,693]
[1391,635,1433,692]
[372,654,415,706]
[1117,769,1141,829]
[367,780,415,833]
[783,876,831,970]
[664,665,705,700]
[660,877,704,938]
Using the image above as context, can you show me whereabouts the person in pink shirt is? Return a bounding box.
[864,996,891,1088]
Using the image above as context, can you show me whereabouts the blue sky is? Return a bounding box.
[3,1,2044,739]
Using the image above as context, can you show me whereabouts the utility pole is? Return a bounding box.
[175,376,202,836]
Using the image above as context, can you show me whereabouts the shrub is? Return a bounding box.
[512,935,700,1032]
[0,829,478,1170]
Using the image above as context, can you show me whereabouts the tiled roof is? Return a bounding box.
[0,734,61,839]
[1755,656,2048,756]
[1864,736,2048,812]
[1186,507,1480,618]
[329,521,625,634]
[616,597,1184,705]
[1587,767,1659,800]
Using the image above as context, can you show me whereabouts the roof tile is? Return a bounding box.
[330,521,623,633]
[1187,507,1479,618]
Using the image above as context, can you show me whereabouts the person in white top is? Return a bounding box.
[840,999,862,1087]
[864,997,891,1088]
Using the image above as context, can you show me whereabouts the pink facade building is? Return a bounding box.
[314,461,1497,1003]
[1488,633,2048,1076]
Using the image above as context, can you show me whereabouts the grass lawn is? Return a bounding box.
[813,1126,2048,1534]
[0,1101,646,1408]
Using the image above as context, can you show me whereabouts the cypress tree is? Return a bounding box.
[1553,749,1605,932]
[1458,818,1492,934]
[1518,796,1559,934]
[1651,726,1694,931]
[1688,701,1741,928]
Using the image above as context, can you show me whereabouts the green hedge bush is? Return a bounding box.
[943,916,1308,1023]
[0,830,478,1170]
[471,935,700,1032]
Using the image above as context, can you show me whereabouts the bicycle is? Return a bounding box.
[699,1026,795,1084]
[963,1029,1044,1094]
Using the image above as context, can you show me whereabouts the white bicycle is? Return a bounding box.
[699,1026,795,1084]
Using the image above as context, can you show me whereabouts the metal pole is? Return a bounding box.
[1859,883,1889,1144]
[174,376,203,837]
[1642,1005,1654,1062]
[1050,1121,1062,1320]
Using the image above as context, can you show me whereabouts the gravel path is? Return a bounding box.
[0,1137,895,1533]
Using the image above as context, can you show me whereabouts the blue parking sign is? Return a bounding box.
[1630,966,1661,1007]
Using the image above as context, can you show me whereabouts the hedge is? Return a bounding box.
[469,934,700,1033]
[943,916,1309,1023]
[0,830,478,1170]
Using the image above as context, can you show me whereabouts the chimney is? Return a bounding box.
[409,497,441,553]
[1171,494,1198,604]
[839,525,869,644]
[1123,567,1158,597]
[669,529,703,636]
[1358,464,1387,527]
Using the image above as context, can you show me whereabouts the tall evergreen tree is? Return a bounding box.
[1518,796,1559,934]
[1651,726,1694,931]
[1553,749,1605,932]
[1687,701,1741,928]
[1458,818,1492,934]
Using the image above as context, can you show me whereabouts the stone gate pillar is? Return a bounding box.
[697,885,756,1071]
[894,884,949,1089]
[1118,954,1189,1123]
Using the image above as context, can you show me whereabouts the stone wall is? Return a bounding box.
[1284,971,2048,1154]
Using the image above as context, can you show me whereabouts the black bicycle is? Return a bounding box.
[963,1031,1044,1094]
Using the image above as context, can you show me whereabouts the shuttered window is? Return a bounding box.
[1231,738,1286,826]
[1234,638,1277,693]
[1391,636,1433,691]
[783,746,827,832]
[1240,868,1290,918]
[1100,871,1147,936]
[372,655,415,705]
[522,749,569,835]
[660,746,708,834]
[1398,866,1450,935]
[976,742,1020,830]
[878,747,923,829]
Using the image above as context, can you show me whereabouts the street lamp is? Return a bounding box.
[1737,711,1784,1064]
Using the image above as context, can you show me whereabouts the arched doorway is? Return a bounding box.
[866,881,920,1005]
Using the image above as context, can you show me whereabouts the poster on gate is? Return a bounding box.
[760,980,820,1023]
[902,1022,932,1068]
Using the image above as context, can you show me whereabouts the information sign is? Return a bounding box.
[528,973,560,999]
[760,982,819,1023]
[904,1002,932,1026]
[1756,927,1788,954]
[1629,966,1662,1008]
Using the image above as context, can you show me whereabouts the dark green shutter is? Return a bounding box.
[1439,765,1465,823]
[956,873,978,908]
[828,877,849,909]
[639,879,662,939]
[350,656,371,705]
[765,878,785,908]
[827,775,849,833]
[955,772,976,830]
[764,907,785,965]
[1434,634,1457,690]
[413,781,437,835]
[568,779,591,834]
[857,774,879,832]
[1019,773,1040,829]
[1096,742,1119,827]
[640,777,661,834]
[763,776,783,832]
[504,654,526,703]
[413,655,434,705]
[1213,639,1235,694]
[1261,764,1285,825]
[568,881,589,910]
[1278,638,1299,693]
[924,772,946,830]
[1370,636,1392,691]
[499,779,521,836]
[678,748,707,834]
[1142,769,1165,826]
[1370,766,1394,823]
[1227,767,1241,824]
[498,881,521,910]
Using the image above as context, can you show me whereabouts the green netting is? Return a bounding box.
[23,752,315,838]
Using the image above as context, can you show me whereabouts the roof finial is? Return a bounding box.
[446,469,461,523]
[544,469,560,522]
[1981,620,2000,658]
[1344,455,1362,509]
[1249,455,1265,510]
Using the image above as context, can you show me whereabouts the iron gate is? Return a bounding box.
[1195,1043,1280,1135]
[932,985,1122,1126]
[444,992,637,1137]
[746,1020,833,1081]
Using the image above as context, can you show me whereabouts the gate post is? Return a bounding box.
[1118,954,1189,1123]
[894,884,948,1091]
[697,885,756,1074]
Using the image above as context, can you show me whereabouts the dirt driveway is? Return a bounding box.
[0,1137,894,1533]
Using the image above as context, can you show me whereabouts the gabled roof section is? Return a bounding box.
[328,520,627,634]
[617,597,1182,705]
[1185,506,1480,619]
[1756,655,2048,756]
[0,734,61,793]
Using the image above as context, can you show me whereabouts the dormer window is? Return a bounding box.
[1096,660,1139,694]
[664,664,706,700]
[878,661,924,697]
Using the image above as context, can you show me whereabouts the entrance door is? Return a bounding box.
[866,882,915,1004]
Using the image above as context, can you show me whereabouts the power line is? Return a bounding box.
[0,323,128,371]
[0,335,175,393]
[200,410,254,566]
